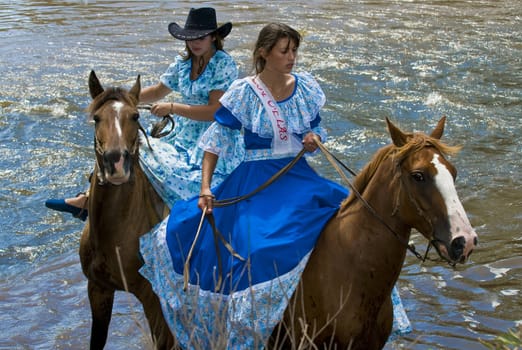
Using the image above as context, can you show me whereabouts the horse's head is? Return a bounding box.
[387,116,477,264]
[87,70,141,185]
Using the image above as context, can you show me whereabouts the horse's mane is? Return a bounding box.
[342,132,461,208]
[87,87,138,119]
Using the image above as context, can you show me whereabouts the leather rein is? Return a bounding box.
[311,136,455,267]
[199,136,455,272]
[93,103,174,186]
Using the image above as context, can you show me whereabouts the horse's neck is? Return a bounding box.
[325,163,410,286]
[88,160,164,239]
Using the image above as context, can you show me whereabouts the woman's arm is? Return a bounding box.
[198,151,219,213]
[170,89,224,121]
[139,82,171,104]
[148,89,224,121]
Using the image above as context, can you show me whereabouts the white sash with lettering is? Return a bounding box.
[246,76,302,156]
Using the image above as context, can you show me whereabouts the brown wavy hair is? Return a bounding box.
[253,23,301,74]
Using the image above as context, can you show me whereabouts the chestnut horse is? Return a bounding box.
[269,117,478,349]
[79,71,175,349]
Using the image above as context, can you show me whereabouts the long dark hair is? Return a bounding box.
[181,34,225,61]
[253,23,301,74]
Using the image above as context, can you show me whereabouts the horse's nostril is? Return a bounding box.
[451,236,466,249]
[104,150,122,164]
[450,236,466,260]
[474,237,478,246]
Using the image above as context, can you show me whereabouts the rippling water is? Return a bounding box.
[1,1,521,349]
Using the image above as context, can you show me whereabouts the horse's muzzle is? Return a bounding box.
[103,150,131,185]
[434,233,478,264]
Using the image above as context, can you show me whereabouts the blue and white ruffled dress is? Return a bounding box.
[139,72,411,349]
[139,50,244,206]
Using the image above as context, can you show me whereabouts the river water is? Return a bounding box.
[0,1,521,349]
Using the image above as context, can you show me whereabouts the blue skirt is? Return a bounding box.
[139,155,411,348]
[166,156,347,294]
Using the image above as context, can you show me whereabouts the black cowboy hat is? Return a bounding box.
[168,7,232,41]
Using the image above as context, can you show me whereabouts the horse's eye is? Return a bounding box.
[93,114,100,123]
[411,171,425,182]
[132,113,140,121]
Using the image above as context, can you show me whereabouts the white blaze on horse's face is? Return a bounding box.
[432,154,477,261]
[112,101,124,138]
[104,100,128,184]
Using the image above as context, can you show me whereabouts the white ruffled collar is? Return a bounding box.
[220,72,325,138]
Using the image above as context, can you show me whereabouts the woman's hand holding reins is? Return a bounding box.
[198,189,215,214]
[150,102,175,117]
[302,132,319,153]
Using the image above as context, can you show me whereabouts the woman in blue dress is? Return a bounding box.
[140,23,411,349]
[45,7,243,217]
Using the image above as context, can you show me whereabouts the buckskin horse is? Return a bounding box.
[79,71,175,349]
[268,116,478,349]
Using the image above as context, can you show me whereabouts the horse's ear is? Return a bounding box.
[430,116,446,140]
[129,75,141,101]
[386,117,408,147]
[89,70,104,99]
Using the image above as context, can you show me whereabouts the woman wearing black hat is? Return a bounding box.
[138,7,243,206]
[45,7,244,218]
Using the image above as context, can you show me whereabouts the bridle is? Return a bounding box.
[93,123,140,186]
[92,102,173,186]
[313,137,457,267]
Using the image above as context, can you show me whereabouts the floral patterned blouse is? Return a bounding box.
[139,50,244,204]
[159,50,242,171]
